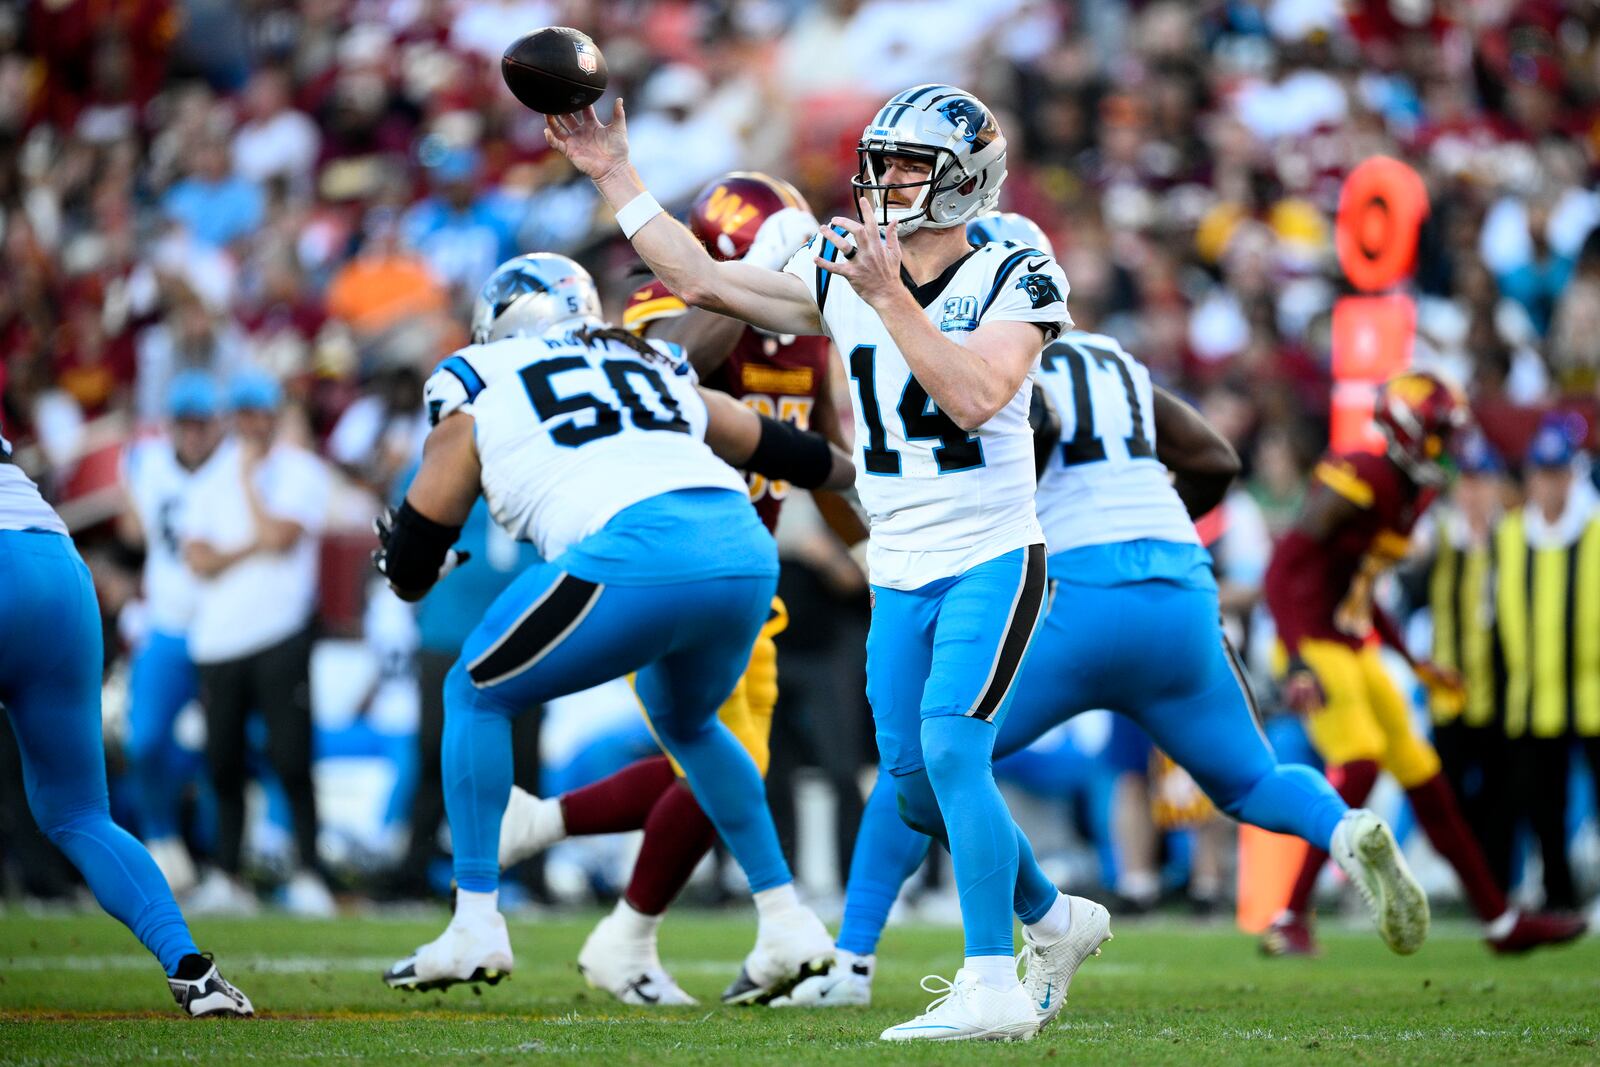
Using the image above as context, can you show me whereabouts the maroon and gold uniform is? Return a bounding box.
[1254,371,1584,956]
[623,279,831,535]
[1264,449,1442,784]
[1266,450,1437,652]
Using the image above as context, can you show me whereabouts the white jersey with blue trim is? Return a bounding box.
[123,437,204,634]
[454,329,747,559]
[783,236,1072,589]
[0,421,69,536]
[1034,330,1198,553]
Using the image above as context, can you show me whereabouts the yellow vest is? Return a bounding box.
[1428,534,1497,728]
[1495,510,1600,738]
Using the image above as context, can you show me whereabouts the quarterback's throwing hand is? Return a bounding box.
[544,100,631,183]
[816,198,903,308]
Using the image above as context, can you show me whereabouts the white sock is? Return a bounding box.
[612,899,663,942]
[1025,892,1074,944]
[964,954,1020,991]
[543,795,568,839]
[454,888,500,926]
[753,882,802,926]
[1485,909,1518,940]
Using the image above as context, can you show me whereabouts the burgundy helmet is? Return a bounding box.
[688,171,811,261]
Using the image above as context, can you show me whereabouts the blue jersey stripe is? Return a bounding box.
[978,247,1043,319]
[438,355,486,400]
[816,227,847,313]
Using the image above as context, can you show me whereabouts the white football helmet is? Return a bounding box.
[471,253,603,344]
[853,85,1007,237]
[967,211,1054,258]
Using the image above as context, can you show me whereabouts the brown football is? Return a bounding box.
[501,27,607,115]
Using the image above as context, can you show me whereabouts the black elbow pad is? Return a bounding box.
[746,415,835,490]
[373,501,464,595]
[1029,384,1061,481]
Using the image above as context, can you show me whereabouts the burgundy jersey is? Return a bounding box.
[624,279,831,533]
[1265,449,1438,651]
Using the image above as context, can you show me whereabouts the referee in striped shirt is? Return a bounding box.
[1493,414,1600,912]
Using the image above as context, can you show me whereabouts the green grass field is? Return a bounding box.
[0,910,1596,1065]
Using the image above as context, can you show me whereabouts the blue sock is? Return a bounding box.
[635,669,792,893]
[1229,762,1347,850]
[920,715,1024,959]
[1012,822,1059,925]
[46,806,198,974]
[441,664,515,893]
[837,767,931,956]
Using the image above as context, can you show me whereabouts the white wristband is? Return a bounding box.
[616,192,664,239]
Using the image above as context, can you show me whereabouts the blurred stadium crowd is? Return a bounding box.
[1,0,1598,919]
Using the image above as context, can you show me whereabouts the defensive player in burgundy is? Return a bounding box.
[1262,371,1587,956]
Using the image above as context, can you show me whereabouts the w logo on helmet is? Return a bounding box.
[1016,272,1062,310]
[937,98,990,145]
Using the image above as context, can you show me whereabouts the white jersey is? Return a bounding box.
[783,236,1072,588]
[444,329,747,559]
[0,423,68,536]
[1034,331,1199,553]
[123,437,205,634]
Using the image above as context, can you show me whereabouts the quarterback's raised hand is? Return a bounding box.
[816,198,904,309]
[545,101,632,185]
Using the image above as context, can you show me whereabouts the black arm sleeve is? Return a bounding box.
[745,415,835,490]
[382,501,462,594]
[1028,383,1060,481]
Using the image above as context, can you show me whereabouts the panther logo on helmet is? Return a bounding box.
[936,98,994,146]
[853,84,1008,237]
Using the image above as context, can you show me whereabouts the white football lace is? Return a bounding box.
[915,973,957,1015]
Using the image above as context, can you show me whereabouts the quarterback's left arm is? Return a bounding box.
[375,412,480,602]
[700,387,854,492]
[818,208,1060,431]
[807,365,870,546]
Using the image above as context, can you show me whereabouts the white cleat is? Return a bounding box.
[185,871,259,917]
[772,951,873,1007]
[576,909,697,1006]
[383,914,514,992]
[880,970,1039,1042]
[1331,808,1429,955]
[721,907,835,1005]
[147,838,198,896]
[498,787,567,869]
[1019,894,1112,1029]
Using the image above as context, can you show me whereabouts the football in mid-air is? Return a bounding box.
[501,27,607,114]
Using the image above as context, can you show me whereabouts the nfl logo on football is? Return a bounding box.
[574,41,598,75]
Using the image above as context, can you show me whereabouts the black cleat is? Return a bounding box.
[721,956,832,1006]
[169,953,254,1017]
[383,957,510,992]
